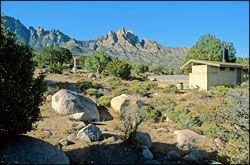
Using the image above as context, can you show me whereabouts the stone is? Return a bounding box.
[167,150,181,160]
[58,138,74,146]
[77,124,102,142]
[214,138,224,148]
[173,129,205,149]
[110,94,130,116]
[142,148,153,160]
[69,112,93,123]
[67,133,78,141]
[132,131,152,149]
[182,150,208,163]
[51,89,99,121]
[0,135,69,164]
[43,130,52,138]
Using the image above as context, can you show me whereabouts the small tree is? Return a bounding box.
[184,34,236,63]
[84,51,111,74]
[0,23,46,137]
[37,46,73,68]
[105,58,132,79]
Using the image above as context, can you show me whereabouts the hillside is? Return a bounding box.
[4,16,190,68]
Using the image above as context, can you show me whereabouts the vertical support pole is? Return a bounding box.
[73,56,76,73]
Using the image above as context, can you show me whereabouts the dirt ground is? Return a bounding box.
[26,72,217,164]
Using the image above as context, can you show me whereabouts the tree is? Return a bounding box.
[184,34,236,63]
[105,58,131,79]
[0,23,46,137]
[37,46,73,67]
[132,64,149,74]
[84,51,111,74]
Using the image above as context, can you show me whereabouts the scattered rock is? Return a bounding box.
[69,112,95,123]
[87,73,96,79]
[214,138,224,148]
[97,88,109,96]
[43,130,52,138]
[69,121,86,128]
[0,135,69,164]
[132,131,152,149]
[182,150,208,163]
[67,133,78,141]
[77,124,102,142]
[58,138,74,146]
[142,147,154,160]
[51,89,100,122]
[167,150,181,160]
[110,94,130,116]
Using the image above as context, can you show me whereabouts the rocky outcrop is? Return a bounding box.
[4,16,190,68]
[132,131,152,149]
[0,135,69,164]
[51,89,99,121]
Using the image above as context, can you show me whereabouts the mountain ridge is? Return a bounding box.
[3,16,191,68]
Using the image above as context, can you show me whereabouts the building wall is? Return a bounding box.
[207,65,238,89]
[189,65,208,90]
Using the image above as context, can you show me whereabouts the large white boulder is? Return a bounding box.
[110,94,130,116]
[51,89,99,121]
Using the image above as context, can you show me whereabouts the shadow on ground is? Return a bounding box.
[65,140,229,164]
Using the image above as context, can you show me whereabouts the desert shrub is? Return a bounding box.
[97,95,113,107]
[85,88,97,96]
[0,25,46,136]
[79,80,93,92]
[117,99,143,140]
[164,84,179,93]
[129,80,158,97]
[48,62,66,74]
[240,80,249,88]
[132,64,149,74]
[105,58,131,79]
[150,95,175,112]
[113,86,129,96]
[210,86,229,96]
[138,105,161,122]
[166,108,202,130]
[84,51,111,74]
[202,123,223,139]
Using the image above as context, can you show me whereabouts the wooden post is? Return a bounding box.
[73,56,76,73]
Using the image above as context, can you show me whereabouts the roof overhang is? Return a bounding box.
[180,59,246,70]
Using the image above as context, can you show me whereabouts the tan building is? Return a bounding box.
[180,59,248,91]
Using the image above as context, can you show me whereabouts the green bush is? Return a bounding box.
[210,85,229,96]
[113,86,129,96]
[164,84,179,93]
[97,95,113,107]
[202,123,223,139]
[150,96,176,113]
[0,25,46,136]
[138,105,161,122]
[132,64,149,74]
[166,108,202,130]
[129,80,158,97]
[79,80,93,92]
[105,58,131,79]
[85,88,97,96]
[48,62,65,74]
[84,51,111,74]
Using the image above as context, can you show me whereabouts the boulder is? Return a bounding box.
[167,150,181,160]
[132,131,152,149]
[182,150,208,163]
[110,94,130,116]
[173,129,205,149]
[51,89,99,121]
[0,135,69,164]
[58,138,74,146]
[142,147,153,160]
[77,124,102,142]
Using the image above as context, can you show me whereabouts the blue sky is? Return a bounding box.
[1,1,249,57]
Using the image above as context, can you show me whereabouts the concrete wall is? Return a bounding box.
[207,66,238,89]
[189,65,208,90]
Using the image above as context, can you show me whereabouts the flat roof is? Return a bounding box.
[180,59,248,70]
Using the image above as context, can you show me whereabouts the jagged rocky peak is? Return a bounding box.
[117,27,126,36]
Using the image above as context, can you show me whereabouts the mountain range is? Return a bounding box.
[4,16,191,68]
